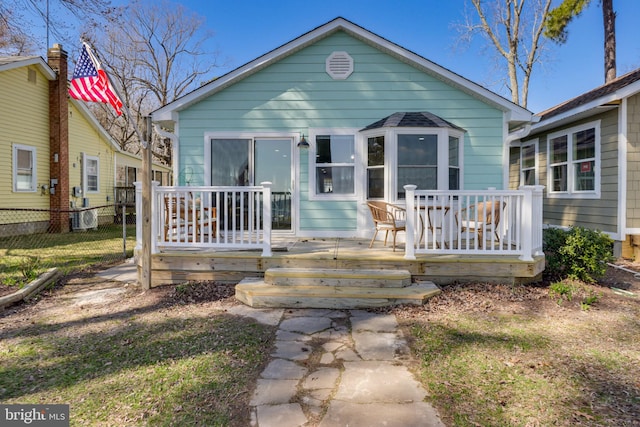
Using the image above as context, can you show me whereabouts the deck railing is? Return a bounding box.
[135,182,273,256]
[404,185,544,261]
[135,182,543,261]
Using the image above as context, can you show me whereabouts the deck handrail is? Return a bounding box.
[135,182,273,257]
[404,185,544,261]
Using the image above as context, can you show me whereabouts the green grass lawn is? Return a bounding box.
[402,282,640,427]
[0,224,136,287]
[0,292,275,426]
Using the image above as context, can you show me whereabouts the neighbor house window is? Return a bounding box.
[153,170,163,185]
[520,140,538,186]
[312,133,356,197]
[13,144,37,192]
[547,121,599,198]
[83,154,99,193]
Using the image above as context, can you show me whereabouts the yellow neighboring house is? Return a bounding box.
[0,47,171,236]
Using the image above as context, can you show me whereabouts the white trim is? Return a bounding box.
[546,120,601,199]
[360,127,465,203]
[0,57,57,80]
[308,128,360,201]
[82,153,100,194]
[532,80,640,133]
[12,143,37,193]
[152,18,532,124]
[618,98,628,240]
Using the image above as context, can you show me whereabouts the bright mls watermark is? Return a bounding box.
[1,404,69,426]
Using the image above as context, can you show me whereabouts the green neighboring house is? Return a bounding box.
[510,68,640,260]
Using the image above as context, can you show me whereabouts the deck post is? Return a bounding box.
[529,185,545,255]
[261,182,273,257]
[404,185,417,260]
[134,182,142,251]
[151,181,159,254]
[519,186,534,261]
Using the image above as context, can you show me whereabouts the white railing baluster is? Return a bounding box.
[406,189,542,259]
[148,185,272,254]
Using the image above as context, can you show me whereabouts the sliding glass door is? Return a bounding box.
[211,138,292,231]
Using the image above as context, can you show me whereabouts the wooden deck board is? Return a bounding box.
[145,238,545,287]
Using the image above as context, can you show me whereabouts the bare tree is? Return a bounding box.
[0,7,35,55]
[85,0,221,163]
[0,0,117,55]
[544,0,617,83]
[457,0,553,108]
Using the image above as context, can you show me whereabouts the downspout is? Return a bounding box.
[153,124,178,184]
[617,98,627,245]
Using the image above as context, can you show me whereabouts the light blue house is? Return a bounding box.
[152,17,536,243]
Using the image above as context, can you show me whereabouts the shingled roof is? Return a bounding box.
[360,111,465,132]
[537,68,640,121]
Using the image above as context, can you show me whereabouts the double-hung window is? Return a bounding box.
[520,140,538,186]
[311,132,356,198]
[83,154,99,193]
[13,144,37,192]
[547,121,599,198]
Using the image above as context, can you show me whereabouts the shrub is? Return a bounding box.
[543,226,613,283]
[549,281,575,304]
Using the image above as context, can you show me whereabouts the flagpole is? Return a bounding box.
[83,41,152,290]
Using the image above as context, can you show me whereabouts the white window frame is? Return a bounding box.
[308,128,361,201]
[361,127,464,203]
[83,153,100,194]
[12,144,37,192]
[547,121,600,199]
[519,139,538,186]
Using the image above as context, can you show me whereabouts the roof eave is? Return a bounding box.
[0,56,57,80]
[531,80,640,134]
[152,17,534,125]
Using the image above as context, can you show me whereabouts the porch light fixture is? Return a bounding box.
[297,134,309,148]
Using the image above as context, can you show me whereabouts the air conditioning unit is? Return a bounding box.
[72,209,98,231]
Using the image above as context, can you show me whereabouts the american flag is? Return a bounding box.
[69,44,123,116]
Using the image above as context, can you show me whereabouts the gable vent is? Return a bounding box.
[326,51,353,80]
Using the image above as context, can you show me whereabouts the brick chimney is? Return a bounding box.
[48,44,70,233]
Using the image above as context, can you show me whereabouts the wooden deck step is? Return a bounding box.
[235,277,440,309]
[264,267,412,288]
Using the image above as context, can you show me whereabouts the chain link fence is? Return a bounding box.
[0,205,136,287]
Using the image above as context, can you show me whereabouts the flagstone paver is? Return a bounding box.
[249,308,446,427]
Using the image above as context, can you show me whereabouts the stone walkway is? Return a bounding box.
[248,308,445,427]
[98,261,445,426]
